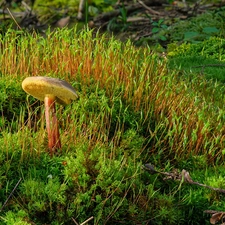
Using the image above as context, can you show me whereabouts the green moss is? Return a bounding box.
[168,37,225,83]
[1,28,225,225]
[168,37,225,60]
[0,77,27,131]
[1,210,31,225]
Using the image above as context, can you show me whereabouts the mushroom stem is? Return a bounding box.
[44,96,61,155]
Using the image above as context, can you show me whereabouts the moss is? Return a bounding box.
[167,37,225,83]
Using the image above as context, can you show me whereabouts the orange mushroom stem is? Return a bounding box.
[44,96,61,154]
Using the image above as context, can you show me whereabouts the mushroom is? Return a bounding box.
[22,76,78,155]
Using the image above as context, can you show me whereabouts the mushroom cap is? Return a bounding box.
[22,76,78,105]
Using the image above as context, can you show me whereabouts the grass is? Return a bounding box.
[0,27,225,224]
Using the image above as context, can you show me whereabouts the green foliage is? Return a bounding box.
[151,18,168,41]
[135,6,225,47]
[135,18,168,47]
[164,8,225,43]
[107,4,130,32]
[182,26,219,43]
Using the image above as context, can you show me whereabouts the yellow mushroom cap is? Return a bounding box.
[22,76,78,105]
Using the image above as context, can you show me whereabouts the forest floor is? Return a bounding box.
[1,0,225,48]
[90,0,225,46]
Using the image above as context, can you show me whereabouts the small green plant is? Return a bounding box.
[135,17,168,47]
[183,27,219,43]
[118,4,128,25]
[163,8,225,43]
[107,3,130,32]
[151,18,168,41]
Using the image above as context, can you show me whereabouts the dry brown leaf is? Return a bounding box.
[210,212,225,224]
[55,16,70,28]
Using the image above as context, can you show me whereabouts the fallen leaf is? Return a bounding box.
[56,16,70,28]
[210,212,225,224]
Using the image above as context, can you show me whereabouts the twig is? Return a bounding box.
[126,16,150,23]
[0,178,22,212]
[21,1,32,12]
[94,4,141,22]
[72,217,79,225]
[137,0,161,15]
[144,165,225,225]
[6,8,22,30]
[0,9,27,17]
[93,0,166,24]
[143,164,225,194]
[77,0,85,20]
[72,216,94,225]
[204,210,225,215]
[80,216,94,225]
[192,0,203,14]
